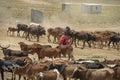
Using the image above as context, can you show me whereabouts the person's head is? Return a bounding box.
[66,26,70,31]
[64,26,70,35]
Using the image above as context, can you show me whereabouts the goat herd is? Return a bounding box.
[0,23,119,80]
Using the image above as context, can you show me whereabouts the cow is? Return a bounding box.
[52,58,69,66]
[94,30,116,37]
[36,69,60,80]
[112,66,120,80]
[81,62,106,69]
[71,66,114,80]
[48,63,67,80]
[33,43,52,48]
[91,33,108,49]
[18,42,52,54]
[0,59,25,80]
[47,27,65,43]
[102,58,120,66]
[36,47,61,60]
[0,45,28,57]
[70,58,100,64]
[56,45,74,60]
[13,60,51,80]
[70,59,106,69]
[64,64,86,80]
[18,42,34,53]
[26,25,46,42]
[7,27,18,36]
[28,44,61,60]
[4,56,32,64]
[94,30,117,47]
[72,31,94,49]
[108,33,120,50]
[17,24,28,37]
[48,59,86,80]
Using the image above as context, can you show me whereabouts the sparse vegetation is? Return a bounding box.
[0,0,120,32]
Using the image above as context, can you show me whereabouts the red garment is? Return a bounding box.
[59,34,69,45]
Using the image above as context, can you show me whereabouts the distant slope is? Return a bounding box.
[0,0,120,32]
[21,0,120,4]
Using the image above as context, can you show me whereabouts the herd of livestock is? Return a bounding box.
[7,23,120,50]
[0,23,119,80]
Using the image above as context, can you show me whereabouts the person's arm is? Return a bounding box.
[65,36,69,45]
[59,35,64,45]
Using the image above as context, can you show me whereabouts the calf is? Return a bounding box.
[56,45,74,60]
[47,27,65,43]
[7,27,18,36]
[36,69,60,80]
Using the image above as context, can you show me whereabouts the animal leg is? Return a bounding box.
[48,34,51,42]
[87,41,91,48]
[74,39,77,47]
[0,71,4,80]
[108,40,112,50]
[100,41,103,49]
[81,40,85,49]
[53,36,56,43]
[62,73,67,80]
[37,35,39,42]
[17,30,20,36]
[12,74,16,80]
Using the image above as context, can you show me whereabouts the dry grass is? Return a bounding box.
[0,0,120,31]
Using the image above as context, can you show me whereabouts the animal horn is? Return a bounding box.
[103,56,107,62]
[0,44,10,49]
[0,44,4,49]
[6,44,10,48]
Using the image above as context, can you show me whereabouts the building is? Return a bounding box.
[62,3,71,12]
[81,3,102,13]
